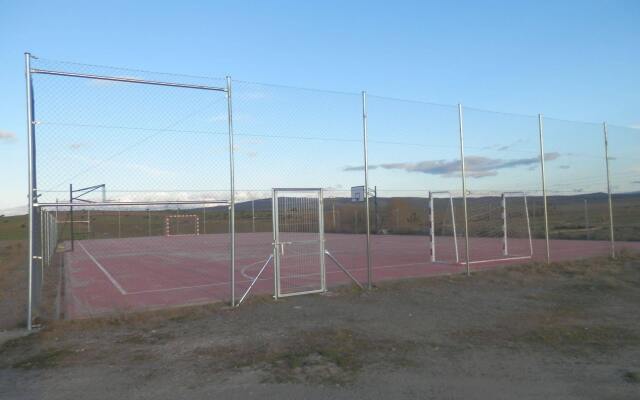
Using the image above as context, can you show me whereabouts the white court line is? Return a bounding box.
[126,281,231,295]
[240,258,271,280]
[467,255,532,265]
[78,242,128,295]
[119,258,451,296]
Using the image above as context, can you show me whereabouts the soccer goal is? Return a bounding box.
[500,191,533,258]
[466,191,533,264]
[427,191,460,264]
[164,214,200,237]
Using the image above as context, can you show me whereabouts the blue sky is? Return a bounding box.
[1,0,639,213]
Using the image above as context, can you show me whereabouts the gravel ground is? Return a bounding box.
[1,254,639,399]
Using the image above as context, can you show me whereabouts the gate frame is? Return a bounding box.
[272,188,326,299]
[237,188,363,306]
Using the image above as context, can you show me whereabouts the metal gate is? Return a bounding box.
[272,188,326,298]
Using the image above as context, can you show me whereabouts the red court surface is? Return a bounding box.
[63,233,640,319]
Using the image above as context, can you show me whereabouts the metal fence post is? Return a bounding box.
[227,76,236,306]
[501,193,508,255]
[362,91,372,289]
[25,52,38,330]
[603,122,615,258]
[69,184,74,250]
[458,104,471,276]
[538,114,551,263]
[252,199,255,233]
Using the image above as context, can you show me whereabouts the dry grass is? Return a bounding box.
[623,370,640,383]
[0,241,27,329]
[194,327,415,385]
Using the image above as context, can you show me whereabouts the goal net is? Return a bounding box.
[427,191,460,264]
[501,192,533,258]
[164,214,200,237]
[465,191,533,264]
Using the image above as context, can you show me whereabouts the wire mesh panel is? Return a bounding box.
[165,214,200,236]
[607,124,640,253]
[428,192,460,264]
[273,189,325,297]
[27,56,232,320]
[366,95,463,279]
[232,82,365,302]
[44,201,228,318]
[543,118,611,261]
[22,54,640,325]
[462,108,541,264]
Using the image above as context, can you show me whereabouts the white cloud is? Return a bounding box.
[344,153,561,179]
[0,130,16,142]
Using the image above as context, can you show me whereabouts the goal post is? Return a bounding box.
[428,191,460,264]
[164,214,200,237]
[501,191,533,258]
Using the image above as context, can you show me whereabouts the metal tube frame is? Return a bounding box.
[272,190,278,298]
[25,53,37,330]
[30,69,227,92]
[458,104,471,275]
[362,92,372,289]
[237,254,274,306]
[500,191,533,258]
[69,184,74,250]
[538,114,551,263]
[272,188,326,299]
[37,200,228,208]
[325,250,364,289]
[603,122,615,258]
[428,190,460,264]
[501,193,507,255]
[227,76,236,306]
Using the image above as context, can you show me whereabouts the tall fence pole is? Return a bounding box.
[538,114,551,263]
[362,91,372,289]
[603,122,615,258]
[25,52,38,330]
[252,199,255,233]
[227,76,236,306]
[458,104,471,276]
[69,184,74,250]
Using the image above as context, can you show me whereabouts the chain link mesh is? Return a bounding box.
[24,56,640,324]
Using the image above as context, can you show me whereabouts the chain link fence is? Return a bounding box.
[23,54,640,327]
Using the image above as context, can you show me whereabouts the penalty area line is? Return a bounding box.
[78,241,128,295]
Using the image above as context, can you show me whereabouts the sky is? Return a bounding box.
[1,0,639,214]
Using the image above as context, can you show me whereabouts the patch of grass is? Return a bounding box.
[515,324,640,351]
[43,301,227,334]
[11,347,73,369]
[116,330,175,345]
[0,334,36,352]
[0,215,27,241]
[128,349,154,363]
[197,328,415,385]
[623,370,640,383]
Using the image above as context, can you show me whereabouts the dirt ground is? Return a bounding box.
[1,253,639,399]
[0,241,27,329]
